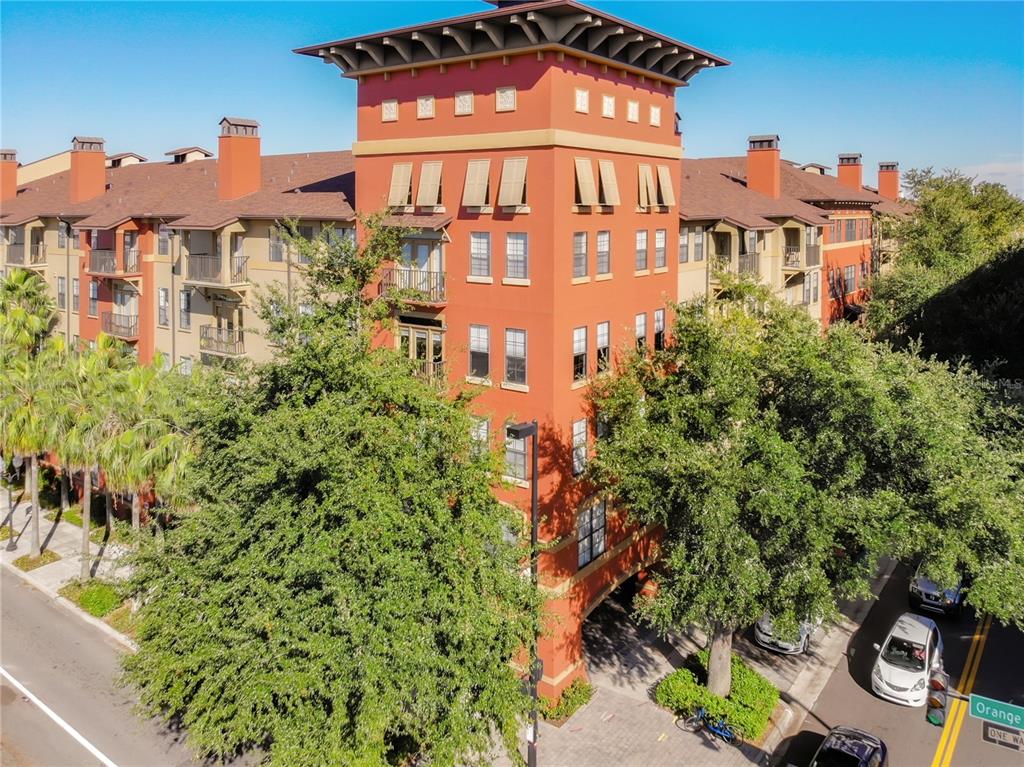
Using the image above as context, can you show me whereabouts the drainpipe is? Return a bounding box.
[58,216,71,344]
[170,225,177,366]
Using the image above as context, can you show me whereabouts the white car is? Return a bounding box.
[871,612,943,707]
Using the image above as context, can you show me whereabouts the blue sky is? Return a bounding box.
[2,1,1022,195]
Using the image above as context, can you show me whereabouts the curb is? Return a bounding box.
[745,701,794,764]
[1,558,138,653]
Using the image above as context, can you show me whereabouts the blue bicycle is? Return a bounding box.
[676,707,740,746]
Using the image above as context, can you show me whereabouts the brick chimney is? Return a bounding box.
[218,117,261,200]
[0,149,17,203]
[878,161,900,201]
[69,137,107,203]
[746,134,781,199]
[837,153,863,192]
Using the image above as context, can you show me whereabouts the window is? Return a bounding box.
[597,160,621,206]
[679,227,690,263]
[455,91,474,116]
[596,230,611,275]
[158,288,169,326]
[650,105,662,126]
[844,265,856,293]
[293,227,313,264]
[654,308,666,350]
[638,164,657,209]
[496,85,516,112]
[388,163,414,207]
[462,159,491,208]
[505,435,527,481]
[812,271,820,303]
[635,313,647,349]
[57,224,68,249]
[573,232,588,278]
[656,165,676,206]
[179,356,193,375]
[635,230,648,271]
[179,289,191,329]
[806,226,819,246]
[573,326,587,381]
[505,233,528,280]
[382,99,398,122]
[88,281,98,316]
[572,419,587,475]
[417,95,435,119]
[469,325,490,379]
[471,417,488,455]
[745,230,758,255]
[578,500,606,568]
[861,261,869,282]
[71,278,79,312]
[497,157,528,208]
[56,277,66,309]
[470,232,491,277]
[596,321,610,372]
[845,219,856,241]
[270,228,284,262]
[505,328,527,385]
[574,157,598,206]
[416,161,443,208]
[694,227,705,261]
[802,276,811,305]
[654,229,666,268]
[574,88,589,113]
[627,100,640,123]
[601,94,615,118]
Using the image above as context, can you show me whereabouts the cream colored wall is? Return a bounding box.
[17,151,72,185]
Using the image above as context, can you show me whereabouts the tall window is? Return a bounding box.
[601,94,615,118]
[844,265,857,293]
[505,435,527,480]
[71,278,79,312]
[635,313,647,349]
[179,289,191,329]
[845,219,856,241]
[158,288,169,326]
[694,227,704,261]
[806,226,819,246]
[57,224,68,249]
[505,328,527,385]
[470,232,491,277]
[270,228,284,262]
[505,233,528,280]
[745,229,758,254]
[573,232,588,278]
[471,417,489,456]
[654,309,665,351]
[812,271,820,303]
[572,419,587,475]
[158,227,171,256]
[469,324,490,379]
[578,500,606,568]
[679,227,690,263]
[88,281,98,316]
[55,277,66,309]
[596,231,611,275]
[654,229,667,268]
[574,88,589,113]
[635,230,648,271]
[572,327,587,381]
[295,226,313,264]
[596,321,610,372]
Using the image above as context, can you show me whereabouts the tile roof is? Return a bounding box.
[699,156,881,205]
[164,147,213,157]
[1,151,356,230]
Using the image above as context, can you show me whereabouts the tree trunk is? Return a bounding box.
[28,456,41,559]
[60,469,70,514]
[706,623,734,698]
[132,493,141,532]
[80,470,92,581]
[105,492,113,533]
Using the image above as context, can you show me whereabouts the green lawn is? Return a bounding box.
[13,549,61,571]
[59,580,122,618]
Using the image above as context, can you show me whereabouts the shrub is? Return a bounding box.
[59,581,122,618]
[539,678,594,721]
[655,650,779,739]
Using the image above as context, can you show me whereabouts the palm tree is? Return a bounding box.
[0,268,55,353]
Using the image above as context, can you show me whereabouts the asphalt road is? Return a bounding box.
[776,563,1024,767]
[0,569,199,767]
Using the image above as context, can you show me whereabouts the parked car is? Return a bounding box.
[754,613,820,655]
[871,612,943,707]
[909,563,966,617]
[809,726,888,767]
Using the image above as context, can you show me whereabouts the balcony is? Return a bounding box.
[380,267,447,304]
[88,248,140,277]
[783,245,802,269]
[184,253,248,288]
[414,358,446,380]
[806,244,821,267]
[6,244,24,265]
[101,312,139,340]
[26,244,47,269]
[738,252,759,275]
[199,325,245,356]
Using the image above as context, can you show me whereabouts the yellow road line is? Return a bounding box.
[930,615,992,767]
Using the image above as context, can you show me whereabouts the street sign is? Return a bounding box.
[982,722,1024,753]
[969,694,1024,730]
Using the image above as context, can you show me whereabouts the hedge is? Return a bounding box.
[655,649,779,739]
[539,678,594,721]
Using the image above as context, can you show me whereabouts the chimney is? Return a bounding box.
[837,153,863,192]
[70,137,107,203]
[878,161,900,201]
[0,149,17,203]
[218,117,261,201]
[746,134,781,199]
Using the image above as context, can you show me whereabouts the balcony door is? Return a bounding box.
[398,324,444,377]
[213,302,242,334]
[113,285,137,317]
[399,240,442,291]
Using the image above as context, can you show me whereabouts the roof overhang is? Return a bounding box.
[295,0,728,86]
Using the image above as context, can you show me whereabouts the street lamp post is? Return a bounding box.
[507,419,539,767]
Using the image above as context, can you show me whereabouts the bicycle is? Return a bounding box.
[676,707,740,746]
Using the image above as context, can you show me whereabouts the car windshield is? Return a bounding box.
[882,635,926,671]
[811,746,863,767]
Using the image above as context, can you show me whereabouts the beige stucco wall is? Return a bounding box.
[17,151,72,185]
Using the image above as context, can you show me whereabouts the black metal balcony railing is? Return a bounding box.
[380,267,447,303]
[805,244,821,267]
[6,244,24,264]
[101,312,139,339]
[199,325,245,356]
[783,245,801,268]
[28,243,47,266]
[185,254,248,285]
[89,249,117,274]
[738,252,759,275]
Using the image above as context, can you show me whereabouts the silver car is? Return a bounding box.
[909,563,965,617]
[753,613,819,655]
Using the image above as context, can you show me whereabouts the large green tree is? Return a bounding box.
[123,214,540,766]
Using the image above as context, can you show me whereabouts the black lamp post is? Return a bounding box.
[506,419,539,767]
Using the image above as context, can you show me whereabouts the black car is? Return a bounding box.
[809,726,887,767]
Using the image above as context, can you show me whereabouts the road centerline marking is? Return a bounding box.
[929,614,989,767]
[0,665,121,767]
[933,615,993,767]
